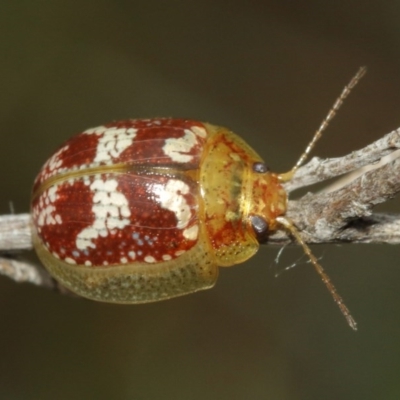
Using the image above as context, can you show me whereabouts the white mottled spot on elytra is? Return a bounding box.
[120,205,130,217]
[43,146,69,172]
[128,251,136,260]
[154,179,192,229]
[82,125,108,135]
[162,254,172,261]
[120,257,128,264]
[75,177,131,251]
[91,127,138,163]
[37,204,54,226]
[162,128,199,163]
[76,227,98,250]
[144,255,156,263]
[175,250,186,256]
[183,224,199,241]
[84,260,92,266]
[191,125,207,138]
[99,228,108,237]
[35,185,63,227]
[35,145,71,184]
[65,257,76,265]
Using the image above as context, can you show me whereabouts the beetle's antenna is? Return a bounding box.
[276,216,357,331]
[279,67,367,182]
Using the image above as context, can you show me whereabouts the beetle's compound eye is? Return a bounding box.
[251,215,269,243]
[252,162,269,173]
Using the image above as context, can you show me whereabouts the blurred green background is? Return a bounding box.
[1,1,400,399]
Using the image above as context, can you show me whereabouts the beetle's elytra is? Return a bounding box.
[32,119,286,303]
[31,67,366,329]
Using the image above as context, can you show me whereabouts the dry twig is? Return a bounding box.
[1,128,400,292]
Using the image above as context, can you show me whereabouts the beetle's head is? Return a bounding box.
[246,161,287,243]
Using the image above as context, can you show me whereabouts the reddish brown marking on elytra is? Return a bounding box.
[33,119,207,269]
[32,179,95,260]
[33,119,208,190]
[54,133,100,170]
[105,119,207,167]
[33,134,100,192]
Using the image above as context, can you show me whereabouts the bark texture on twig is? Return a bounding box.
[0,214,32,251]
[0,257,55,289]
[1,128,400,291]
[284,127,400,192]
[270,128,400,245]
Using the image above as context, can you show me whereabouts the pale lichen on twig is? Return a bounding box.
[1,128,400,291]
